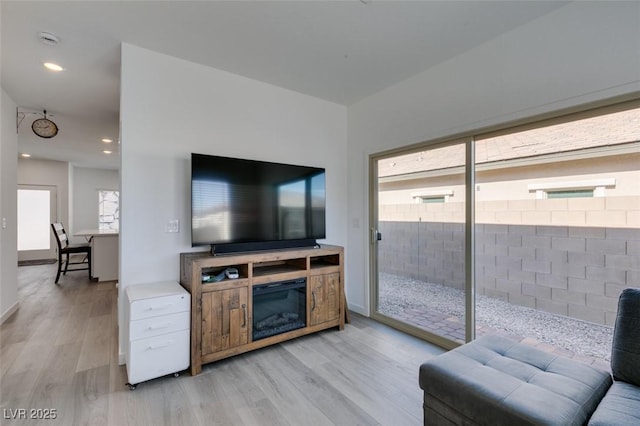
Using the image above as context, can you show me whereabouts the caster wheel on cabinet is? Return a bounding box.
[126,383,137,391]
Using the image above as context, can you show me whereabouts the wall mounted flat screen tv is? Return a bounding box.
[191,153,326,254]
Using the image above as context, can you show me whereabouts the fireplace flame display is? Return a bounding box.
[252,279,306,341]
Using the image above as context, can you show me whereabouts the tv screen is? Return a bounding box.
[191,153,326,253]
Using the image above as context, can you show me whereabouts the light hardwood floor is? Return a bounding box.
[1,263,445,426]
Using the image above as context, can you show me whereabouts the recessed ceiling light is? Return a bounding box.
[101,138,113,143]
[20,153,31,158]
[103,150,112,154]
[43,62,64,72]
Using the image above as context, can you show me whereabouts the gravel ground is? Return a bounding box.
[378,273,613,361]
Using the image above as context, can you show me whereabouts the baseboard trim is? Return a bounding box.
[1,301,20,324]
[348,302,367,316]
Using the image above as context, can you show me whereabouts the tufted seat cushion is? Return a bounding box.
[588,382,640,425]
[419,334,612,425]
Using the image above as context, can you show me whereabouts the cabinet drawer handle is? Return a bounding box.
[312,291,317,311]
[147,322,172,331]
[146,341,173,350]
[242,304,247,328]
[145,304,172,311]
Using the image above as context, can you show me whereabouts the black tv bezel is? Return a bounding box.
[210,239,321,256]
[190,153,326,255]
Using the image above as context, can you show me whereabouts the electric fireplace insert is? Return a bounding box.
[252,278,306,341]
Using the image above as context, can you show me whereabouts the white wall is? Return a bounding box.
[1,89,18,322]
[347,1,640,314]
[119,44,347,359]
[71,166,119,244]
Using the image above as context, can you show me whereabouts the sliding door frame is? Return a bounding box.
[369,137,473,350]
[368,92,639,350]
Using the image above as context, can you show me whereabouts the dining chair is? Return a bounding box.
[51,222,92,283]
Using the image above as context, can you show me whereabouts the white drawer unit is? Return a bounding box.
[125,281,190,389]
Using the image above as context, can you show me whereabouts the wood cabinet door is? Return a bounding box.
[309,273,340,326]
[201,287,249,355]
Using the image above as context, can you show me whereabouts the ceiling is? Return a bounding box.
[1,1,569,170]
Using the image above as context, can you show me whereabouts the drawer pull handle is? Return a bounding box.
[147,341,173,350]
[147,323,172,331]
[312,291,317,311]
[146,304,172,311]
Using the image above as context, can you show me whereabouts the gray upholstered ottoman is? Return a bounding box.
[419,334,612,426]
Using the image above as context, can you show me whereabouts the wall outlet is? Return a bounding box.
[166,219,179,233]
[1,217,6,229]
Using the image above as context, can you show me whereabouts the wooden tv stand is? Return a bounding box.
[180,245,345,375]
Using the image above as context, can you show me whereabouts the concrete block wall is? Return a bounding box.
[377,196,640,326]
[378,221,466,289]
[481,224,638,325]
[378,221,639,326]
[478,196,640,228]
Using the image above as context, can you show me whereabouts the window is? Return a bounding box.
[412,189,453,204]
[419,196,445,203]
[99,190,119,230]
[547,189,594,199]
[528,178,615,199]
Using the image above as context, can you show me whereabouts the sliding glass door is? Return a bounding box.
[471,104,639,362]
[370,100,639,358]
[371,140,470,347]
